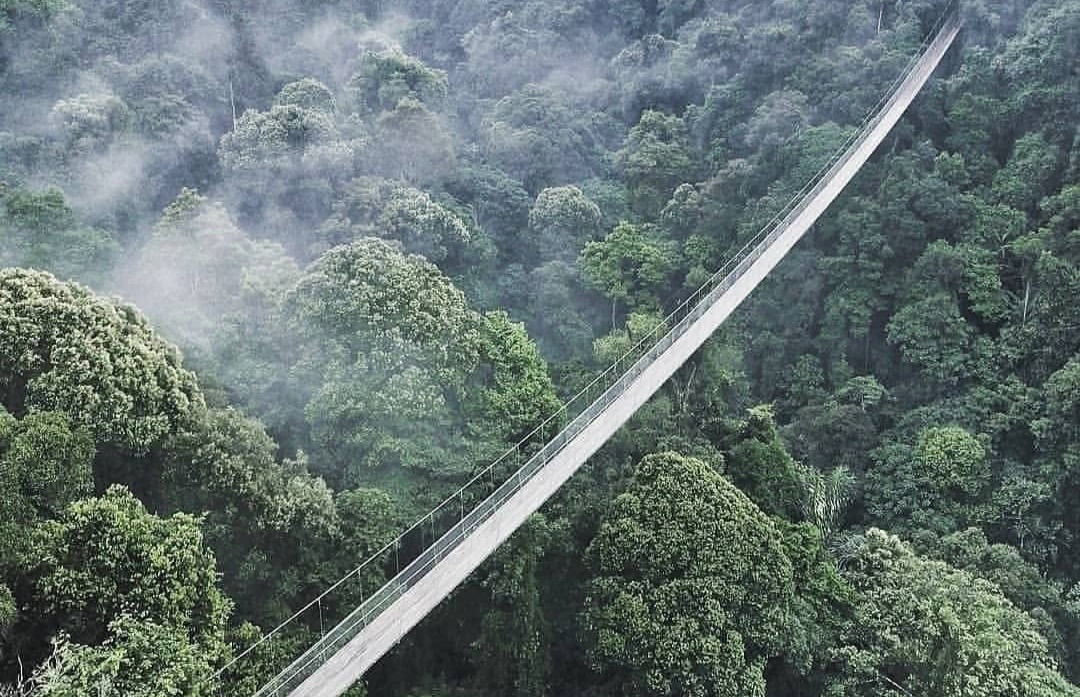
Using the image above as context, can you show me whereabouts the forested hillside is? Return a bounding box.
[0,0,1077,695]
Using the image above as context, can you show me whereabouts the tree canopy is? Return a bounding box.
[1,0,1078,694]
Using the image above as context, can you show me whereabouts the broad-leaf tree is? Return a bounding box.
[582,451,794,697]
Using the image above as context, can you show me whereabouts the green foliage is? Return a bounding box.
[4,486,232,694]
[0,585,13,634]
[527,185,602,264]
[161,407,338,620]
[617,110,694,217]
[886,293,980,385]
[835,375,887,411]
[473,516,550,697]
[795,463,855,538]
[218,100,355,236]
[831,529,1079,697]
[583,451,793,697]
[0,410,93,531]
[219,104,345,173]
[579,221,676,317]
[290,238,479,380]
[165,408,334,535]
[1033,355,1080,453]
[319,177,471,262]
[275,78,336,114]
[29,486,230,655]
[742,89,809,153]
[0,186,117,284]
[925,528,1077,670]
[215,622,318,696]
[591,311,667,366]
[48,93,131,154]
[286,238,557,485]
[773,520,854,683]
[1034,355,1080,577]
[725,405,803,519]
[867,425,990,537]
[32,618,216,697]
[445,164,531,263]
[112,54,218,139]
[0,269,203,455]
[471,311,562,444]
[2,0,1079,693]
[335,487,397,591]
[915,425,989,496]
[347,48,448,115]
[515,259,600,362]
[481,84,606,191]
[458,4,586,97]
[783,399,880,473]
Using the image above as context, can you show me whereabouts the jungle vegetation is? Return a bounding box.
[0,0,1078,695]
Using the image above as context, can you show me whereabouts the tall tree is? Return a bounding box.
[9,486,230,693]
[579,221,676,325]
[0,185,117,284]
[617,110,695,218]
[831,529,1079,697]
[0,269,204,475]
[582,451,793,697]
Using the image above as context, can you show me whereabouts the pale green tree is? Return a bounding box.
[32,618,217,697]
[10,487,231,695]
[287,239,558,486]
[831,529,1079,697]
[0,185,117,285]
[867,425,990,537]
[319,178,470,263]
[275,78,336,114]
[48,93,131,155]
[579,221,676,324]
[582,451,794,697]
[0,269,204,457]
[28,487,229,652]
[346,47,448,115]
[527,185,603,264]
[617,110,694,217]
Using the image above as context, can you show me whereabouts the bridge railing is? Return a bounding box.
[213,7,960,696]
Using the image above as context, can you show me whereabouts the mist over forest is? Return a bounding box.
[0,0,1078,694]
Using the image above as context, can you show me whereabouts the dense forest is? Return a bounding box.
[0,0,1078,694]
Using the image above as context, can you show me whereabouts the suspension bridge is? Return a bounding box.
[217,9,962,696]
